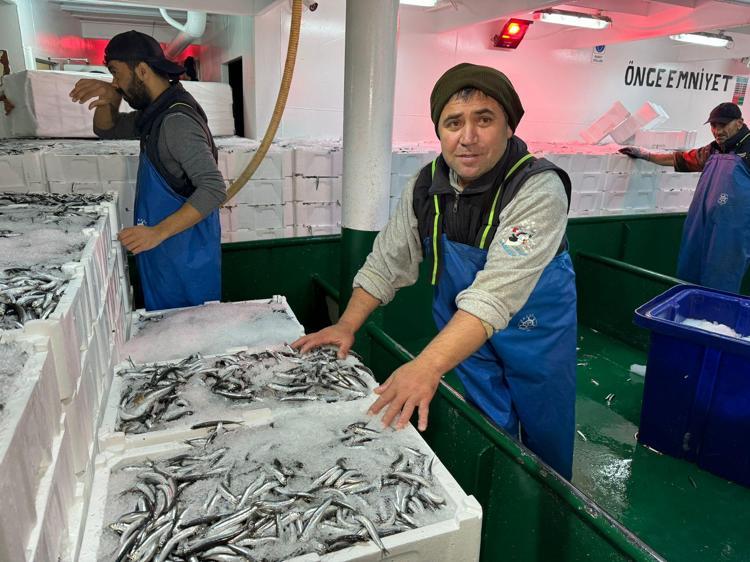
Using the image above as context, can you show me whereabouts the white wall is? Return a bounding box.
[254,1,346,139]
[202,14,255,137]
[14,0,82,66]
[203,1,750,146]
[0,4,26,73]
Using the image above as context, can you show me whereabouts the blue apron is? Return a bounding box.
[676,152,750,293]
[428,234,578,479]
[134,152,221,311]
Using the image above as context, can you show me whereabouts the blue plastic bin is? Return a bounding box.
[634,285,750,487]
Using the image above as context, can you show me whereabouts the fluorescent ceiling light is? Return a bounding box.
[669,32,732,48]
[534,9,611,30]
[400,0,438,6]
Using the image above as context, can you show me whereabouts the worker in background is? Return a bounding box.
[293,63,577,480]
[182,56,199,81]
[68,30,224,311]
[620,102,750,293]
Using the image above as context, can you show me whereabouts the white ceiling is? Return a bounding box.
[45,0,750,44]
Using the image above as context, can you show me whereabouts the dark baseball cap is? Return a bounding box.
[104,30,184,76]
[705,102,742,124]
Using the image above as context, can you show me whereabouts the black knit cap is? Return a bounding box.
[705,102,742,125]
[430,63,524,136]
[104,30,184,76]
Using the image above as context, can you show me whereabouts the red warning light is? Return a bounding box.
[492,18,532,49]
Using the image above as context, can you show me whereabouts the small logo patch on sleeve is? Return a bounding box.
[500,225,536,256]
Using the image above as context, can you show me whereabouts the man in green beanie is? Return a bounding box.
[293,63,577,480]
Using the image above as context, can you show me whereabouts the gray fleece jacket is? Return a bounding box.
[353,168,569,335]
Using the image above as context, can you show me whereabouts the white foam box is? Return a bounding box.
[222,203,294,231]
[293,145,343,177]
[568,172,605,193]
[0,151,47,190]
[580,101,630,144]
[23,265,89,401]
[43,151,138,183]
[609,115,641,145]
[227,178,284,206]
[293,201,342,227]
[657,187,696,211]
[657,171,700,192]
[1,70,235,138]
[221,226,295,243]
[80,423,482,562]
[98,356,273,453]
[0,333,62,562]
[633,101,669,131]
[22,413,77,562]
[284,175,342,203]
[601,178,658,213]
[218,144,290,180]
[65,345,104,475]
[123,296,304,364]
[294,224,341,237]
[604,153,636,174]
[570,191,604,216]
[391,150,437,176]
[545,153,609,174]
[389,195,400,216]
[634,129,697,150]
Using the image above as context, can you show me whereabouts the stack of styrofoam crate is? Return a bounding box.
[0,70,234,138]
[634,129,698,151]
[286,139,343,237]
[0,333,63,562]
[217,137,295,242]
[0,141,50,193]
[390,143,439,217]
[532,141,700,217]
[610,101,670,145]
[0,193,132,560]
[43,141,140,229]
[580,101,631,144]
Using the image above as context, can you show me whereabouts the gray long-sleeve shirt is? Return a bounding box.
[353,169,569,335]
[94,110,226,217]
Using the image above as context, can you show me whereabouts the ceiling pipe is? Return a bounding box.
[159,8,206,59]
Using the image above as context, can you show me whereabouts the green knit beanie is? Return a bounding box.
[430,63,524,137]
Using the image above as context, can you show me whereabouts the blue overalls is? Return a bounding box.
[676,148,750,293]
[134,153,221,311]
[425,158,578,479]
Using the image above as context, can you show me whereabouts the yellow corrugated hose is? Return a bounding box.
[225,0,302,202]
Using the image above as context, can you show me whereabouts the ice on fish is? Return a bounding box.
[681,318,750,341]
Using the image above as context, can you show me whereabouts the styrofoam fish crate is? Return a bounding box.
[23,265,88,401]
[657,171,700,191]
[568,172,605,193]
[123,297,304,364]
[604,153,636,174]
[634,101,669,130]
[0,152,47,190]
[392,150,437,176]
[24,414,77,562]
[43,153,139,183]
[80,414,482,562]
[218,145,290,180]
[221,226,296,243]
[610,114,641,145]
[284,176,342,203]
[580,101,630,144]
[0,333,62,562]
[293,201,342,227]
[221,203,294,231]
[389,195,400,217]
[635,129,697,150]
[292,145,343,177]
[657,187,696,211]
[602,187,658,213]
[227,178,284,206]
[294,224,342,237]
[2,70,234,138]
[570,191,604,216]
[98,357,273,453]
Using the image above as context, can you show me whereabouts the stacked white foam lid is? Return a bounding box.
[0,192,131,561]
[0,70,234,138]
